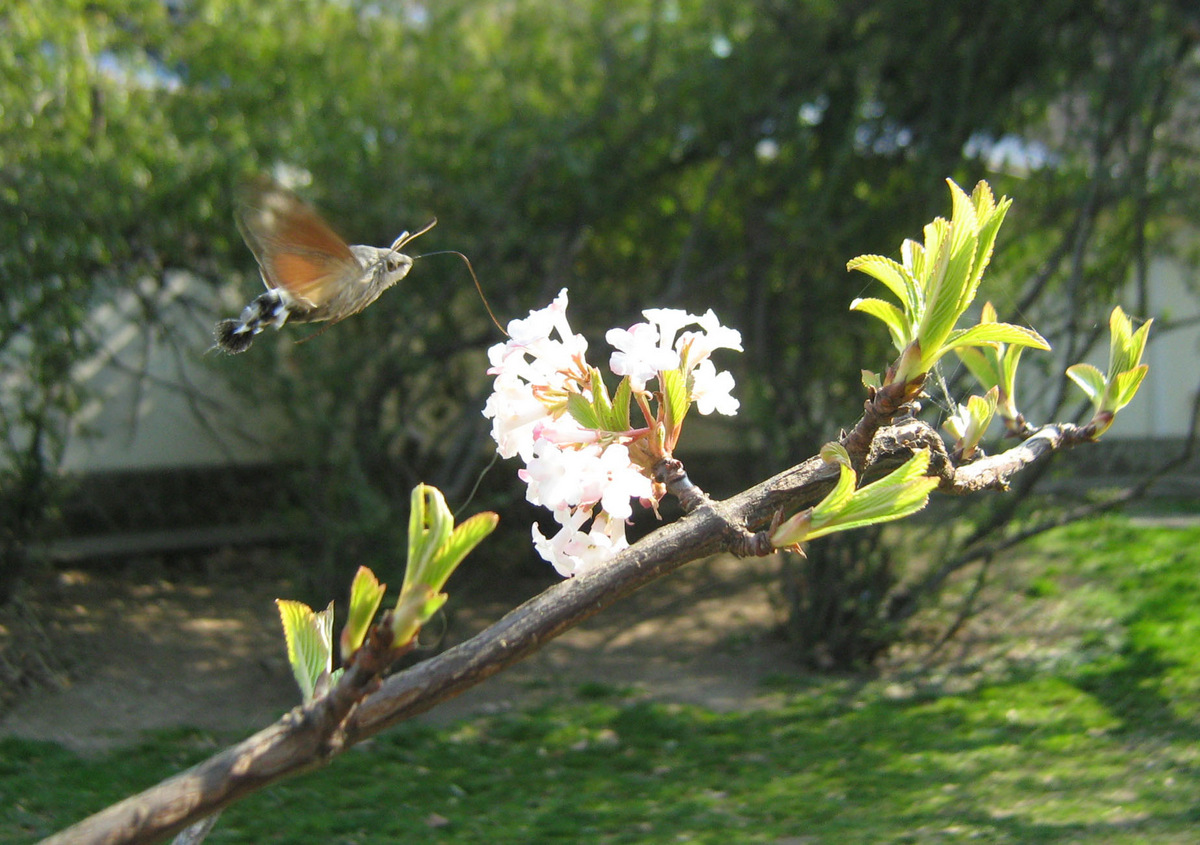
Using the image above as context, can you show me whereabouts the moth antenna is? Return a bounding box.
[390,217,438,252]
[416,249,507,337]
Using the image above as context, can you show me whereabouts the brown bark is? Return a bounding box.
[43,416,1092,844]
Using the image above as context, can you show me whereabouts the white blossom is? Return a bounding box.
[483,289,589,461]
[485,289,743,578]
[691,359,740,415]
[606,322,679,389]
[532,507,630,577]
[641,307,700,354]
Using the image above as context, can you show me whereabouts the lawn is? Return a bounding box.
[4,516,1200,843]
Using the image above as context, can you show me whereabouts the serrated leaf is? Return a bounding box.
[277,599,333,704]
[611,376,633,432]
[917,289,965,366]
[340,566,386,663]
[971,180,996,218]
[407,484,452,588]
[1109,310,1152,377]
[967,387,999,421]
[850,297,910,350]
[1107,308,1135,375]
[661,367,690,434]
[808,451,938,538]
[425,511,499,591]
[1110,364,1149,410]
[588,367,615,427]
[919,219,949,286]
[947,179,979,262]
[820,442,851,467]
[566,391,602,430]
[944,322,1050,352]
[954,345,1001,391]
[1000,343,1026,387]
[846,254,918,312]
[968,195,1010,293]
[1066,363,1106,404]
[1126,318,1152,366]
[810,463,858,521]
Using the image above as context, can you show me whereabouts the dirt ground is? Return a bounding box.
[0,550,798,755]
[0,542,1081,756]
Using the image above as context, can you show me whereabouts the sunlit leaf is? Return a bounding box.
[850,297,911,350]
[944,322,1050,352]
[1066,363,1106,404]
[340,567,386,663]
[276,599,334,704]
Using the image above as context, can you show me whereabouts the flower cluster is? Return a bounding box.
[484,289,742,576]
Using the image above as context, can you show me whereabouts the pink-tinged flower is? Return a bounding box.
[521,440,599,510]
[691,358,740,416]
[486,289,743,578]
[596,444,654,519]
[483,289,591,461]
[532,507,630,577]
[483,372,552,460]
[521,440,653,519]
[606,322,679,389]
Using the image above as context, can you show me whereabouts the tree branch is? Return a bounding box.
[43,415,1093,844]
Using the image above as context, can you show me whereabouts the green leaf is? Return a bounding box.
[425,511,500,592]
[276,599,334,704]
[588,366,615,427]
[810,463,858,522]
[340,566,386,663]
[1108,307,1153,377]
[1066,363,1106,405]
[968,387,999,422]
[971,180,997,219]
[406,484,453,591]
[954,345,1001,390]
[566,391,602,430]
[850,297,911,350]
[820,441,852,467]
[807,450,939,539]
[966,185,1010,291]
[611,376,633,432]
[1126,319,1153,369]
[1107,306,1134,373]
[846,254,918,312]
[943,322,1050,352]
[1000,343,1026,387]
[661,367,690,434]
[1110,364,1149,411]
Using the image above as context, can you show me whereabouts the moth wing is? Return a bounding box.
[235,177,361,309]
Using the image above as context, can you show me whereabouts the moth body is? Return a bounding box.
[213,177,431,354]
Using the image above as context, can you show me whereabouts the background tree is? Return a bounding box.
[5,0,1197,647]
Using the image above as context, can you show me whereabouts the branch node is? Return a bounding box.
[725,525,775,557]
[652,456,713,512]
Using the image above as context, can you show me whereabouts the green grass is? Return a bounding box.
[5,516,1200,843]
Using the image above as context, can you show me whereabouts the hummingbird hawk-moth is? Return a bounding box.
[214,177,435,353]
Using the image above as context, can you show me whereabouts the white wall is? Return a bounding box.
[59,271,285,472]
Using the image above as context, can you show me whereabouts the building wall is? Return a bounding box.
[59,271,284,473]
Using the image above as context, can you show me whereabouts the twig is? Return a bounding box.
[42,411,1098,844]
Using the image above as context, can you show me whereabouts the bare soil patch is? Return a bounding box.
[0,551,791,754]
[0,542,1089,755]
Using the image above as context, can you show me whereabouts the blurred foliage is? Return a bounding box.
[3,1,1199,614]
